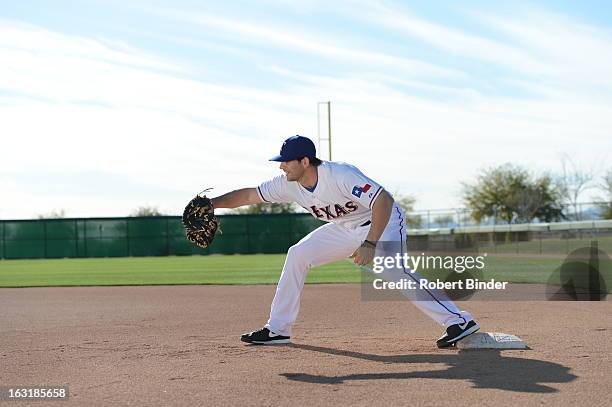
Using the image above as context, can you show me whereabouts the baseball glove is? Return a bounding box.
[182,190,219,248]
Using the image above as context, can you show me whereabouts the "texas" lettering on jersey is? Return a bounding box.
[310,201,358,220]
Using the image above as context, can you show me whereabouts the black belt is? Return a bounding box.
[360,220,371,227]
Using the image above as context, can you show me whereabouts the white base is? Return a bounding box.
[252,339,291,345]
[457,332,527,350]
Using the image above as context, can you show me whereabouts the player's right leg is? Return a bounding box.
[241,223,362,344]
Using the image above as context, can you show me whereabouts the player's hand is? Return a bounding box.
[351,241,377,266]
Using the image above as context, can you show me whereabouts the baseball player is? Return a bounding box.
[211,135,479,348]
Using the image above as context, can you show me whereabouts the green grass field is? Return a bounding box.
[1,253,610,291]
[0,255,360,287]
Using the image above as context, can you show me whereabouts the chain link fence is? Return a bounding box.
[409,201,610,230]
[407,220,612,256]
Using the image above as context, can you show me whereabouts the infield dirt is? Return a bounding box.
[1,284,610,406]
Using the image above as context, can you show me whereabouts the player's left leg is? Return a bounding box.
[374,205,479,347]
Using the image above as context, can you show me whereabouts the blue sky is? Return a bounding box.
[1,0,611,218]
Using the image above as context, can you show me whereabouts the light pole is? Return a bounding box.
[317,101,332,160]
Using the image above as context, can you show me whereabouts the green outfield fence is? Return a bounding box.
[0,215,325,260]
[2,215,612,260]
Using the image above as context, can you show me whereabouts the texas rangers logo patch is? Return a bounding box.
[351,183,371,198]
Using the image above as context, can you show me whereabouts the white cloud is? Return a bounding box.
[1,8,610,218]
[0,20,182,72]
[347,0,551,76]
[346,1,612,101]
[476,10,612,92]
[0,22,314,217]
[153,8,463,79]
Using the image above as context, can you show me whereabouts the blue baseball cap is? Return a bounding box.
[269,135,317,162]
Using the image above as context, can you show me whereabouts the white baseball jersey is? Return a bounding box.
[256,161,386,229]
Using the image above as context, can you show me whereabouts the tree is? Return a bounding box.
[37,209,67,219]
[229,202,298,215]
[394,194,422,228]
[594,169,612,219]
[130,206,164,217]
[462,164,565,224]
[556,155,595,220]
[505,183,545,223]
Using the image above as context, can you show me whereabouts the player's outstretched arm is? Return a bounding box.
[211,188,262,209]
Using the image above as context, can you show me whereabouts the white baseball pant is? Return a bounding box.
[265,205,474,336]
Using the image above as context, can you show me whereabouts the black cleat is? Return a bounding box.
[240,327,291,345]
[437,320,480,348]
